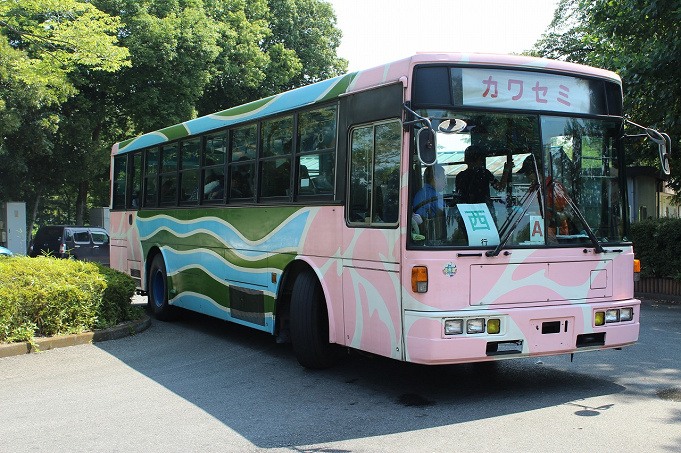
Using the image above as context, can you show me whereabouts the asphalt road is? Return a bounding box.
[1,298,679,452]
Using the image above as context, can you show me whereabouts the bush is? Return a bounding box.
[631,218,681,280]
[0,256,144,343]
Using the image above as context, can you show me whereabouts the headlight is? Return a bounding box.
[620,307,634,322]
[605,309,620,323]
[467,318,485,334]
[444,319,463,335]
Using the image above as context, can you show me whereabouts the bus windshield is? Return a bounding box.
[409,111,625,248]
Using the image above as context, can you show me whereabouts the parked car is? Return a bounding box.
[0,246,13,257]
[28,225,110,266]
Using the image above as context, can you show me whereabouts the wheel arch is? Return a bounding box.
[144,246,165,291]
[278,258,338,344]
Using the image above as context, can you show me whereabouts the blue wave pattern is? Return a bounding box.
[138,209,311,296]
[137,211,310,258]
[137,209,312,333]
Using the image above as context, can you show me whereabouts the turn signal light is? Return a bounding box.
[595,311,605,326]
[411,266,428,293]
[487,319,501,334]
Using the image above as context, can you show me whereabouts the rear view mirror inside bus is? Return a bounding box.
[417,127,437,165]
[438,118,467,134]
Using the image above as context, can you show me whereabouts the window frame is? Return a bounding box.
[346,119,402,228]
[112,102,340,211]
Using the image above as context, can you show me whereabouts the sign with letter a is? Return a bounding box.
[530,215,544,243]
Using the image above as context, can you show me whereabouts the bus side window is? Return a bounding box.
[261,116,293,198]
[112,155,127,210]
[348,120,401,225]
[297,105,337,199]
[144,147,159,207]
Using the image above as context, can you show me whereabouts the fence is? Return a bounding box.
[634,277,681,300]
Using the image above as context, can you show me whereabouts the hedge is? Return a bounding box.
[630,218,681,280]
[0,256,144,343]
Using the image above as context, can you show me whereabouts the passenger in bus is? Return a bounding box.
[231,159,253,197]
[455,145,512,207]
[204,172,224,200]
[413,164,445,219]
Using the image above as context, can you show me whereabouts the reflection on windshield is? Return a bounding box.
[409,111,624,248]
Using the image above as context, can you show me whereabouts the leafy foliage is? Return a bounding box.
[529,0,681,194]
[0,0,130,134]
[631,218,681,280]
[0,256,143,343]
[1,0,347,237]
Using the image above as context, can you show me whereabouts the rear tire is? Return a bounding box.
[290,269,335,369]
[147,254,176,321]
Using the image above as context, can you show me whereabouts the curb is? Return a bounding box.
[0,315,152,359]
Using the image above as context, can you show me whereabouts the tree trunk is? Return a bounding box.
[75,180,89,225]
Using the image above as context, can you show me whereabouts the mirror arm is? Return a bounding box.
[403,103,433,131]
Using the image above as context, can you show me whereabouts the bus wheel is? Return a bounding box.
[290,269,335,369]
[148,254,175,321]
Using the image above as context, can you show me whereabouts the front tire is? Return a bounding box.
[290,269,335,369]
[147,254,176,321]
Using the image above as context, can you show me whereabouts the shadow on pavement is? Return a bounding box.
[95,302,636,449]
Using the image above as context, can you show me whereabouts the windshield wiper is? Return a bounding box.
[486,185,540,257]
[487,182,604,257]
[550,182,604,254]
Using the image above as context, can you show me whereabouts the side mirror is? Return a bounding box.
[646,128,672,175]
[417,127,437,166]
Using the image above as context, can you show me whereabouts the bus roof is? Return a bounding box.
[113,53,621,155]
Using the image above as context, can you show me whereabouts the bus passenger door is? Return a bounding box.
[341,83,405,360]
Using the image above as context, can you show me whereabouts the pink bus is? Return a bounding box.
[110,53,670,368]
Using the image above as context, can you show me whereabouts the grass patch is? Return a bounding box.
[0,255,144,343]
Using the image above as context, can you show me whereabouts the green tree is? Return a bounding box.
[2,0,347,238]
[266,0,347,87]
[0,0,129,138]
[197,0,347,114]
[530,0,681,193]
[0,0,129,235]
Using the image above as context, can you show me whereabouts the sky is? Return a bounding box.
[327,0,561,72]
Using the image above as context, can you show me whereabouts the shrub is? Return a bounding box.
[0,256,144,343]
[631,218,681,280]
[92,262,141,329]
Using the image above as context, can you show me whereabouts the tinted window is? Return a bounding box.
[112,155,127,210]
[297,106,336,198]
[144,148,160,207]
[262,117,293,157]
[348,120,401,225]
[91,231,109,244]
[261,158,291,197]
[205,132,227,166]
[229,124,257,201]
[73,231,90,243]
[131,153,142,209]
